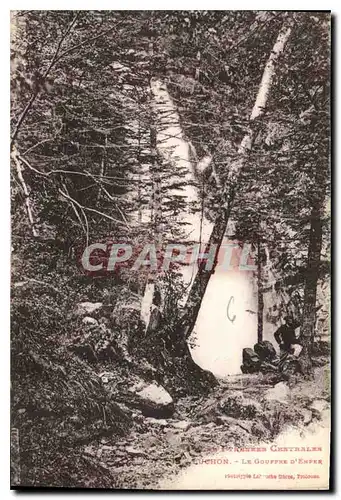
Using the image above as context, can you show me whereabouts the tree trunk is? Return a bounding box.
[141,36,163,330]
[299,203,324,372]
[257,238,264,343]
[140,121,160,331]
[137,116,142,225]
[177,22,292,340]
[97,134,107,204]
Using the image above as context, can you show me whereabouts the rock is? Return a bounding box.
[125,446,147,456]
[254,341,277,361]
[320,408,330,423]
[171,420,191,431]
[312,357,329,367]
[75,302,103,317]
[144,417,168,427]
[142,435,162,448]
[100,445,115,452]
[129,380,174,418]
[82,316,99,326]
[300,408,313,425]
[193,398,219,423]
[202,422,216,429]
[99,372,115,384]
[220,394,261,419]
[114,450,126,457]
[280,356,301,378]
[241,348,261,374]
[163,431,182,447]
[265,382,290,403]
[310,399,329,414]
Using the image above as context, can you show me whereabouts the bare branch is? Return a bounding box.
[11,147,38,237]
[60,183,89,246]
[17,151,130,228]
[58,188,130,229]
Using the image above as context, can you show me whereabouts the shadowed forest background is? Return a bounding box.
[10,10,330,488]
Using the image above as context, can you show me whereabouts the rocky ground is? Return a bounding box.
[17,300,327,488]
[80,363,330,490]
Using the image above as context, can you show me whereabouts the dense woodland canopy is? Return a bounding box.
[10,10,330,487]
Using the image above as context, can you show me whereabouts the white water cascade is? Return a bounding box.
[188,240,259,378]
[149,82,259,377]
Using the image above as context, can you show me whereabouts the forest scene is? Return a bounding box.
[10,10,330,489]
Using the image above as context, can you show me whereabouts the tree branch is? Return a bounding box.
[11,12,80,146]
[58,189,130,229]
[11,147,38,237]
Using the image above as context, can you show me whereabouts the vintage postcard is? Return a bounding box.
[10,10,331,490]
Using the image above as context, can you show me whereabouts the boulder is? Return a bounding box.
[310,399,329,414]
[265,382,290,403]
[279,354,301,378]
[254,341,277,361]
[171,420,192,431]
[300,408,313,425]
[128,380,174,418]
[163,431,182,447]
[125,446,147,457]
[241,348,261,374]
[75,302,103,317]
[144,417,169,427]
[82,316,99,326]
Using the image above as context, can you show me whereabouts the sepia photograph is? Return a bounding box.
[10,9,331,490]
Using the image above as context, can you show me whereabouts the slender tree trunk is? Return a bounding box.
[141,121,160,332]
[177,22,292,340]
[97,134,107,204]
[141,37,162,330]
[299,203,324,372]
[137,117,142,225]
[257,238,264,343]
[150,124,162,237]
